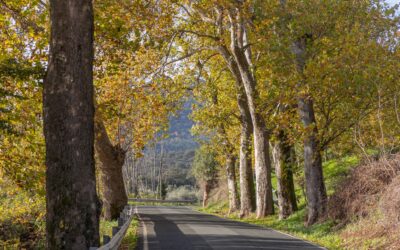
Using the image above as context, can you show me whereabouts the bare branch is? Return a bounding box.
[186,2,215,24]
[178,29,220,41]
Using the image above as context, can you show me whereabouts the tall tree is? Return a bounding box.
[191,60,253,215]
[211,78,241,213]
[192,145,219,207]
[265,0,400,225]
[170,1,272,217]
[292,35,328,226]
[218,47,256,217]
[93,0,183,220]
[43,0,100,248]
[223,3,274,217]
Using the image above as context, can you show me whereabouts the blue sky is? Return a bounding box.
[386,0,399,6]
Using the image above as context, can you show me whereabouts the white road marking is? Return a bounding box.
[192,207,326,250]
[135,206,149,250]
[270,228,327,250]
[135,206,326,250]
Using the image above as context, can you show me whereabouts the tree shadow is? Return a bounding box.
[136,206,323,250]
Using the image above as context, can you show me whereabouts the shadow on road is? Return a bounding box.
[136,206,323,250]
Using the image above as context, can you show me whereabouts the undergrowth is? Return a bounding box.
[0,179,45,249]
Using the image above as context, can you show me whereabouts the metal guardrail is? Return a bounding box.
[129,198,197,204]
[90,205,133,250]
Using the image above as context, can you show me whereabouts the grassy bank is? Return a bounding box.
[99,217,139,249]
[120,219,139,249]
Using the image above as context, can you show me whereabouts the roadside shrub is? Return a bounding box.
[328,154,400,223]
[328,154,400,249]
[166,186,199,201]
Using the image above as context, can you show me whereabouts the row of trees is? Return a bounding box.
[183,0,400,226]
[1,0,400,248]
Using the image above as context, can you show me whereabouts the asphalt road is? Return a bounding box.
[135,206,325,250]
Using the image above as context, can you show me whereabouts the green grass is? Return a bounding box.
[120,218,139,249]
[99,219,118,244]
[323,155,359,195]
[99,217,139,248]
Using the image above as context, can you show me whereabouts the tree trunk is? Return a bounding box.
[224,17,274,217]
[226,154,240,213]
[298,97,327,226]
[271,131,298,219]
[253,119,274,218]
[231,46,274,218]
[94,118,128,220]
[43,0,100,248]
[217,45,255,217]
[202,182,211,207]
[212,89,241,214]
[132,158,139,197]
[238,90,256,217]
[157,143,165,199]
[293,37,327,226]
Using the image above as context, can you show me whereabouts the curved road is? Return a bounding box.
[135,206,325,250]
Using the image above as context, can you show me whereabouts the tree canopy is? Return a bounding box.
[1,0,400,248]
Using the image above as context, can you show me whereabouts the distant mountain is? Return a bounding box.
[160,101,198,186]
[162,101,198,152]
[135,101,198,191]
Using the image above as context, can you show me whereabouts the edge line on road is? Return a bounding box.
[190,206,326,250]
[135,206,149,250]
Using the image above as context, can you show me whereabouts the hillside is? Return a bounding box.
[162,101,198,152]
[132,102,198,196]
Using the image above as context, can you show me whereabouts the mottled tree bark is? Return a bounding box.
[216,123,240,213]
[238,104,256,217]
[218,45,255,217]
[298,97,327,225]
[293,37,327,226]
[229,24,274,218]
[252,117,274,218]
[95,118,128,220]
[272,131,298,219]
[43,0,100,248]
[226,154,240,213]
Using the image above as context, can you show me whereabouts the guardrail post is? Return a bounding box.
[103,235,111,244]
[96,204,133,250]
[112,226,119,236]
[118,217,124,227]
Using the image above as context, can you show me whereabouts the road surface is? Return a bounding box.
[135,206,325,250]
